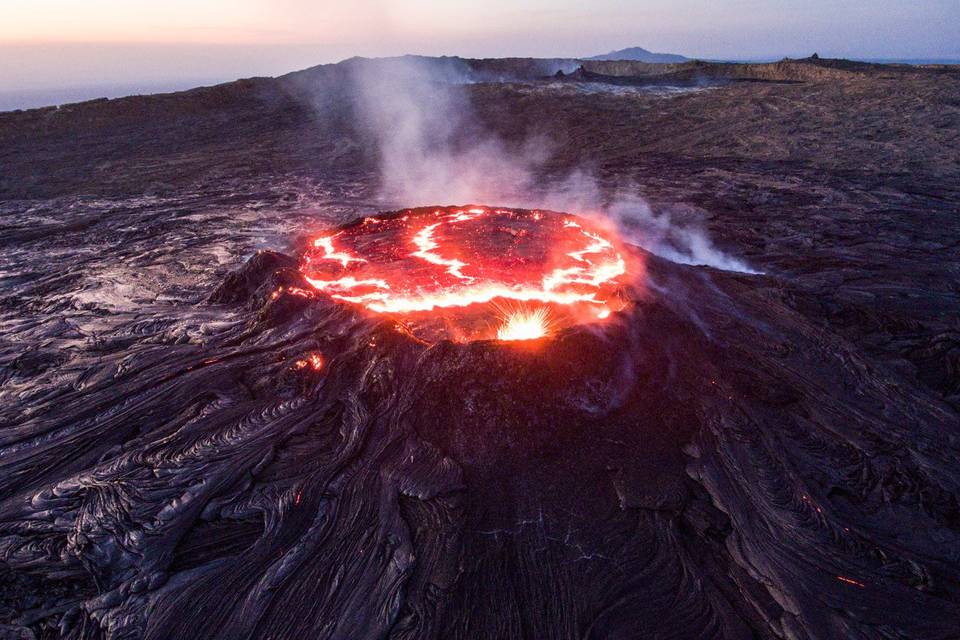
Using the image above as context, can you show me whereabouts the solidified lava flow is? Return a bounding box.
[3,202,960,640]
[4,56,960,640]
[299,206,635,342]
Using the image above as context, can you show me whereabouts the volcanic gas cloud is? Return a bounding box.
[300,206,636,342]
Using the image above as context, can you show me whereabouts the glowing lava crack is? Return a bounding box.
[301,206,634,342]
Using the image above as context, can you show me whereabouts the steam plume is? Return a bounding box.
[348,56,757,275]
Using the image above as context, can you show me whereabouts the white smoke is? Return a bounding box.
[350,56,546,206]
[603,193,760,274]
[535,175,759,274]
[348,56,758,275]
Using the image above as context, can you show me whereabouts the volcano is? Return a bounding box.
[1,203,953,638]
[2,55,959,639]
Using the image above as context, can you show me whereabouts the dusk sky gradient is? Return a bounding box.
[1,0,958,107]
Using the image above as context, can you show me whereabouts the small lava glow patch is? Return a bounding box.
[301,206,635,342]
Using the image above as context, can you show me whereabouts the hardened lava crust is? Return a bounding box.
[2,203,958,638]
[1,56,959,640]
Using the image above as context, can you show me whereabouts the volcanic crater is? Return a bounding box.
[296,205,636,343]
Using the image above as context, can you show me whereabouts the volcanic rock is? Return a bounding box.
[1,55,959,639]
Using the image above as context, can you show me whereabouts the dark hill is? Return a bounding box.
[587,45,689,63]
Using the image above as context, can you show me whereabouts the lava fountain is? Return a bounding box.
[496,307,551,341]
[300,206,637,342]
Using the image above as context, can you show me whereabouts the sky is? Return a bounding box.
[1,0,958,108]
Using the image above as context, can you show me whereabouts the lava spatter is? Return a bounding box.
[497,307,551,341]
[300,206,635,341]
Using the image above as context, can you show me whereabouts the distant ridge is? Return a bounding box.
[586,46,688,63]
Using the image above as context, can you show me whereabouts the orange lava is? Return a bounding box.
[301,206,633,341]
[836,575,866,588]
[497,307,551,341]
[294,353,324,371]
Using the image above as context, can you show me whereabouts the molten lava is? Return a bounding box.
[301,206,633,342]
[497,307,550,341]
